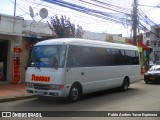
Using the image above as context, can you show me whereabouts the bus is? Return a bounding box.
[25,38,140,102]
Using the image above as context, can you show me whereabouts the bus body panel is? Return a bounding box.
[25,38,141,99]
[83,66,124,94]
[25,67,70,97]
[66,65,140,95]
[26,67,66,84]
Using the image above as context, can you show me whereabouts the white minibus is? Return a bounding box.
[25,38,140,102]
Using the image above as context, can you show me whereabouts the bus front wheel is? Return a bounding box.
[68,84,81,102]
[120,78,129,91]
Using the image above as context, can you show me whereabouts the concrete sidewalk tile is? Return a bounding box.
[0,83,36,103]
[0,94,36,103]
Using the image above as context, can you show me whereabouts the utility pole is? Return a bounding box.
[14,0,16,16]
[132,0,138,45]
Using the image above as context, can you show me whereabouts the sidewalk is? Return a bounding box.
[141,73,144,80]
[0,83,36,103]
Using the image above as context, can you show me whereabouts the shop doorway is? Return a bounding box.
[0,41,8,81]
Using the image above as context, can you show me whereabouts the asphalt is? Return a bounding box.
[0,74,144,103]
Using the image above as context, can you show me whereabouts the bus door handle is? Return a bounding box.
[81,72,84,76]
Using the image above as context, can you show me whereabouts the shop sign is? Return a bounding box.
[14,48,22,53]
[13,47,21,84]
[106,35,126,43]
[112,36,126,42]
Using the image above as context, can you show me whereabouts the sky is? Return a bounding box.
[0,0,160,37]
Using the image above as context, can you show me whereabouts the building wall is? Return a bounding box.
[0,14,52,83]
[149,25,160,62]
[0,14,23,35]
[22,20,52,38]
[82,31,107,41]
[20,38,31,83]
[82,31,124,43]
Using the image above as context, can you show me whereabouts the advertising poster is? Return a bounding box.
[13,47,21,84]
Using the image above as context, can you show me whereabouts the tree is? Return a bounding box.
[48,15,83,38]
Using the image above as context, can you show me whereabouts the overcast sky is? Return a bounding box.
[0,0,160,37]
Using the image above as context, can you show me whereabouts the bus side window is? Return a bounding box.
[81,46,94,67]
[135,51,139,64]
[67,46,82,67]
[111,49,121,65]
[125,50,136,65]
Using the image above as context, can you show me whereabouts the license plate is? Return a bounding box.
[36,91,44,95]
[150,77,155,80]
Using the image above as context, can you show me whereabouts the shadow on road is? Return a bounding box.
[145,82,160,85]
[34,87,140,104]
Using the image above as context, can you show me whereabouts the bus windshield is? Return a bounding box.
[27,45,67,68]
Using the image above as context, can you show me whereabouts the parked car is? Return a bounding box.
[149,61,155,68]
[144,65,160,84]
[155,61,160,65]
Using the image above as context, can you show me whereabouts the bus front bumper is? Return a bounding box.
[26,87,69,98]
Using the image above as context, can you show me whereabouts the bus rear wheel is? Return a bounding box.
[120,78,129,91]
[68,84,81,102]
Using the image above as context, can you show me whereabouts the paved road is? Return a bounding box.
[1,80,160,120]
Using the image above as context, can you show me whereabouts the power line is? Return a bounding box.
[138,4,160,8]
[42,0,132,25]
[10,0,160,37]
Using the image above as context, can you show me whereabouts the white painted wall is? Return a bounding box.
[22,20,52,37]
[0,14,23,35]
[82,31,107,41]
[0,14,52,37]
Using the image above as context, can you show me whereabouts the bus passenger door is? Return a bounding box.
[65,45,84,86]
[66,67,84,86]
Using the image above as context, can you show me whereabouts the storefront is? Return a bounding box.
[0,14,53,84]
[137,41,150,72]
[0,34,23,83]
[0,41,8,81]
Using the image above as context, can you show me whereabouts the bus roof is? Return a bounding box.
[35,38,138,50]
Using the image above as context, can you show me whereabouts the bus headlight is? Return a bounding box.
[49,85,64,90]
[26,82,33,88]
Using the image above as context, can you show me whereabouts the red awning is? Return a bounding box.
[137,41,150,51]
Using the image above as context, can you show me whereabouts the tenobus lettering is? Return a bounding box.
[31,74,50,82]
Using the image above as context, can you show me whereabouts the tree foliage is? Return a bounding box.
[48,15,83,38]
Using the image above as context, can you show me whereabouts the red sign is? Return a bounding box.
[14,48,22,53]
[13,47,21,84]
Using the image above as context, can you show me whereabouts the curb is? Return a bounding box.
[0,95,37,103]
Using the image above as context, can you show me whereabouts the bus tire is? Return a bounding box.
[120,77,129,91]
[68,84,81,102]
